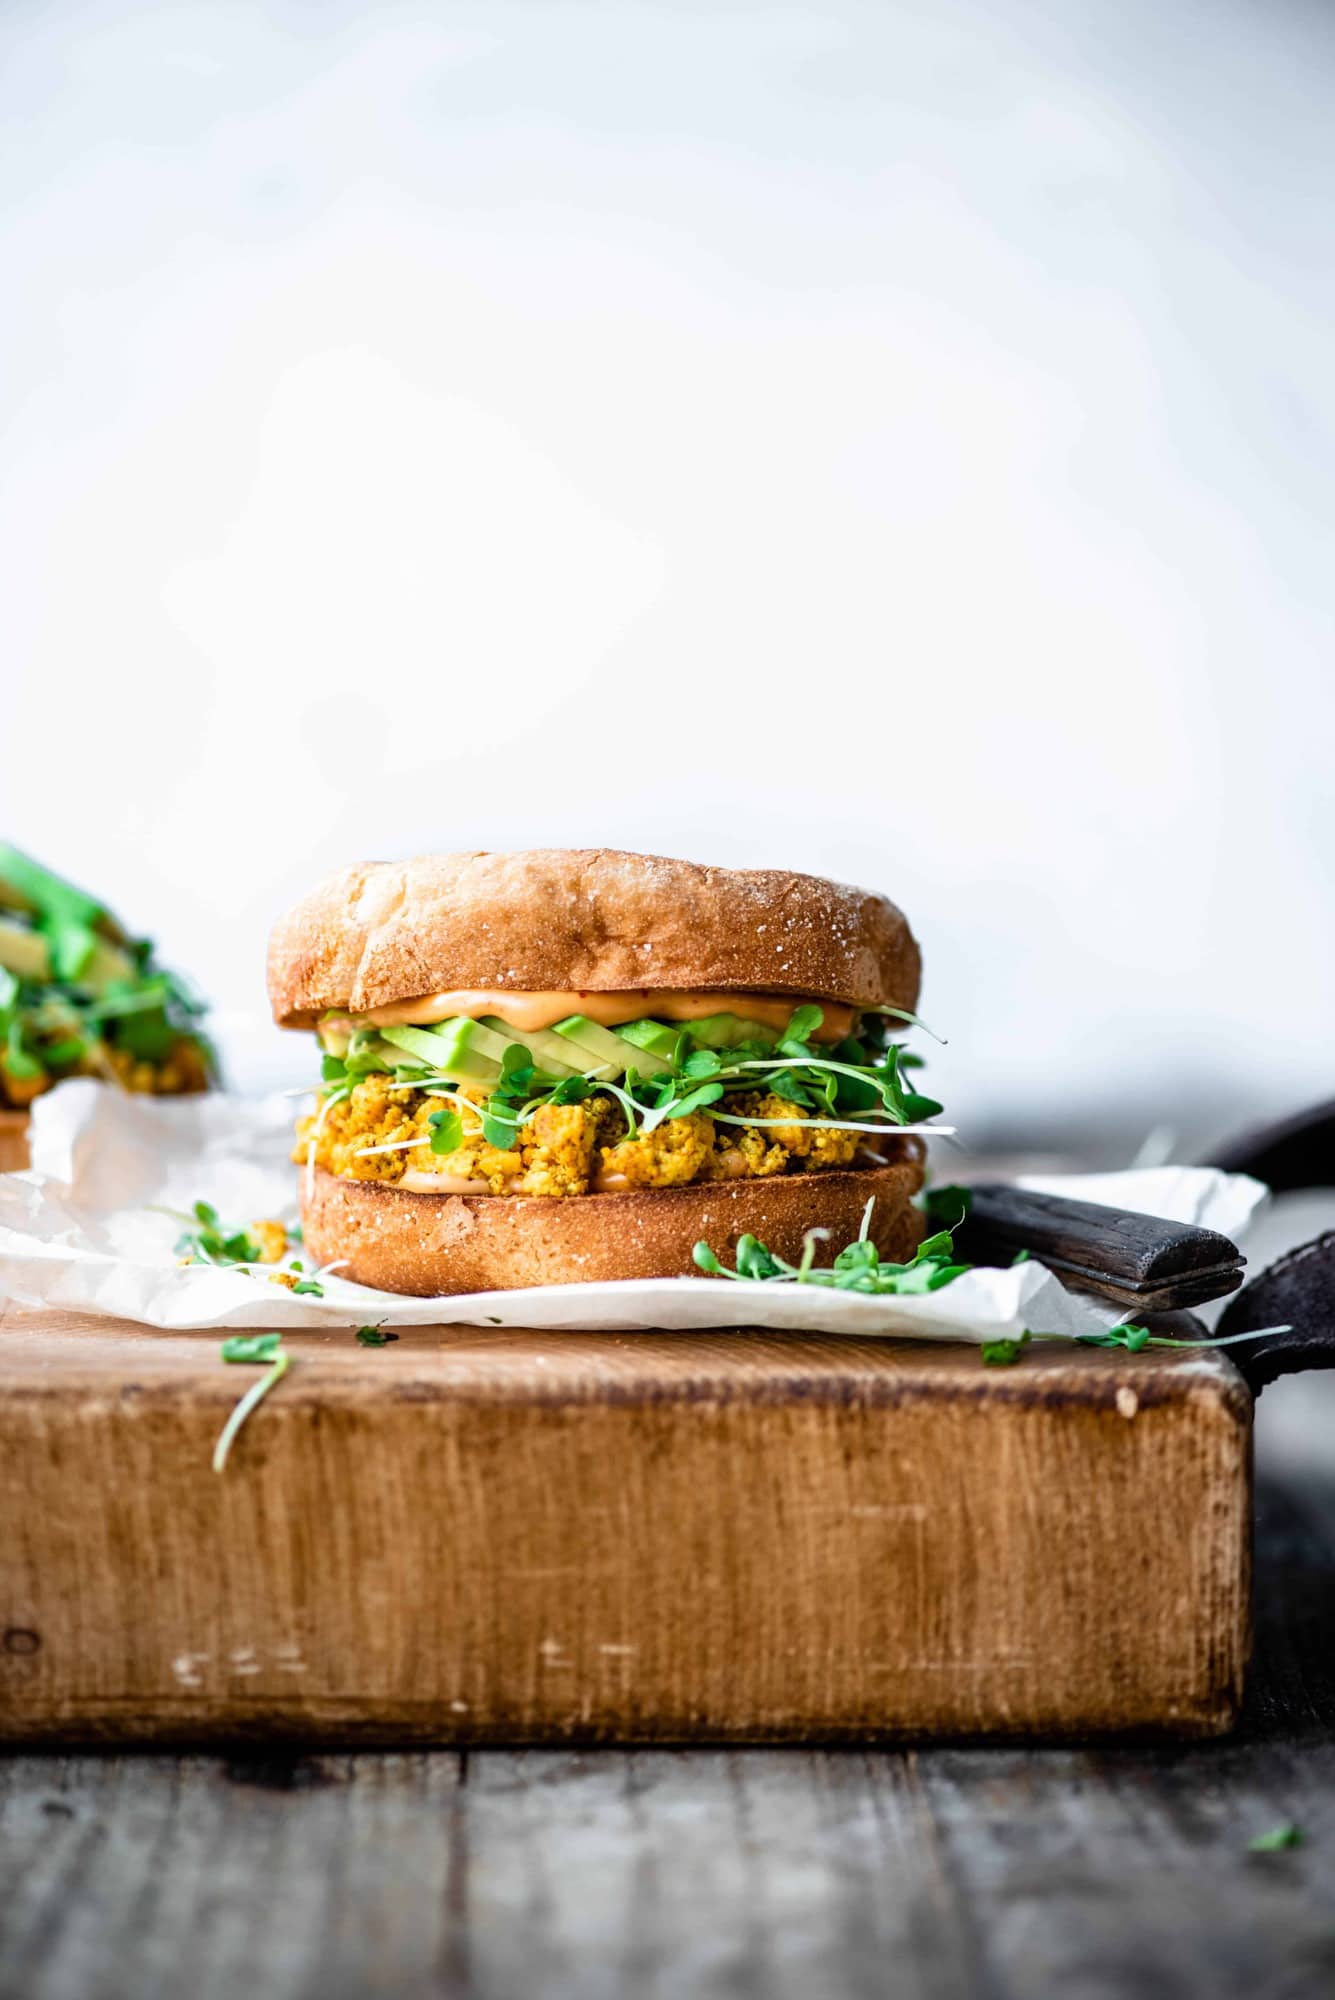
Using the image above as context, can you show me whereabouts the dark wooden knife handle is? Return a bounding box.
[955,1184,1244,1312]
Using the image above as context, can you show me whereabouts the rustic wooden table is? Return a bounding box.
[0,1466,1330,2000]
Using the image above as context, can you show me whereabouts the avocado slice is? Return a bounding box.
[0,918,50,983]
[683,1013,781,1051]
[552,1015,675,1080]
[478,1017,584,1078]
[80,937,141,995]
[380,1021,501,1084]
[317,1017,352,1056]
[339,1029,421,1075]
[615,1018,684,1060]
[0,845,105,929]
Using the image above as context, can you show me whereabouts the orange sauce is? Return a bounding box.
[335,989,855,1043]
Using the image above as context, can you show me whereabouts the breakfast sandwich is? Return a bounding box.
[268,850,941,1293]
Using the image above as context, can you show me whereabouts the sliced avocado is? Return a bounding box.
[380,1021,501,1084]
[684,1013,781,1051]
[616,1018,684,1060]
[552,1015,675,1079]
[317,1018,352,1056]
[81,936,140,995]
[344,1031,423,1074]
[0,917,50,983]
[478,1017,583,1078]
[428,1015,515,1067]
[0,846,105,929]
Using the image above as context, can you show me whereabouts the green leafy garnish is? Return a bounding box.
[220,1333,282,1364]
[922,1184,971,1229]
[690,1212,1290,1371]
[0,845,216,1105]
[981,1332,1031,1366]
[782,1003,825,1046]
[356,1324,398,1347]
[661,1080,726,1121]
[213,1336,291,1472]
[1078,1322,1151,1351]
[165,1200,263,1267]
[1248,1823,1303,1853]
[692,1218,970,1296]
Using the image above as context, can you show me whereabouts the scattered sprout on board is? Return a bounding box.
[214,1335,291,1474]
[1247,1823,1303,1853]
[356,1324,398,1347]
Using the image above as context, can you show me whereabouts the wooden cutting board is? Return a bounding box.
[0,1304,1250,1744]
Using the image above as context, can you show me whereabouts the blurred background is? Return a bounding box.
[4,1,1333,1459]
[5,0,1334,1148]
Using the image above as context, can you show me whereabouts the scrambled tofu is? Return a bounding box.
[107,1038,213,1098]
[739,1091,861,1171]
[249,1219,289,1265]
[298,1081,865,1198]
[514,1099,619,1196]
[602,1110,715,1188]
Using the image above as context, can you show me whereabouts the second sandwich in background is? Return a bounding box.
[268,849,947,1294]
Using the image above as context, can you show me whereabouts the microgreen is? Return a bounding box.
[3,1017,43,1080]
[482,1106,519,1149]
[981,1333,1031,1366]
[221,1333,282,1363]
[428,1108,465,1155]
[1248,1823,1303,1853]
[692,1222,970,1296]
[213,1336,291,1473]
[782,1003,825,1046]
[690,1213,1292,1369]
[656,1080,726,1121]
[1078,1323,1152,1352]
[160,1200,263,1267]
[356,1324,399,1347]
[922,1184,971,1229]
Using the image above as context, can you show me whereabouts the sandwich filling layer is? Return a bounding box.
[297,995,943,1199]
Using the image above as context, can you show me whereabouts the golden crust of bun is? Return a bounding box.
[300,1153,925,1296]
[267,849,921,1028]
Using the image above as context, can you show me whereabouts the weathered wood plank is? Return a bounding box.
[0,1753,464,2000]
[0,1308,1251,1743]
[1,1732,1329,2000]
[0,1477,1328,2000]
[451,1748,986,2000]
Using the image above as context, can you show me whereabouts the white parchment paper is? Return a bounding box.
[0,1082,1269,1340]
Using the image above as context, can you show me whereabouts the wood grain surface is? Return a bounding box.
[0,1305,1251,1743]
[0,1472,1328,2000]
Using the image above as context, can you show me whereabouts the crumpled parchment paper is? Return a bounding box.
[0,1081,1268,1340]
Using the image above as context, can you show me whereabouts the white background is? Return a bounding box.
[4,0,1333,1158]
